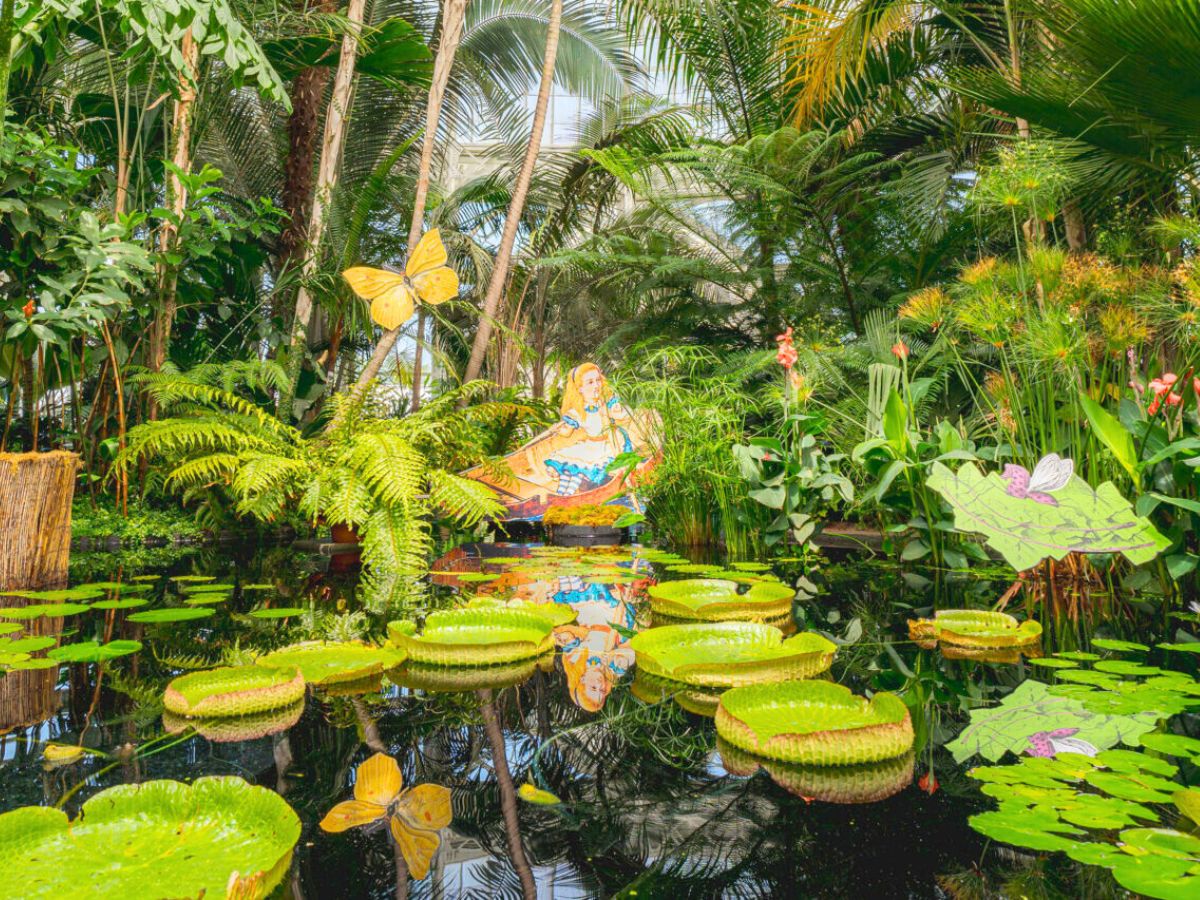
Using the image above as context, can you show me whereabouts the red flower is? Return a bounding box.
[1194,377,1200,397]
[22,300,34,319]
[775,326,797,369]
[1149,373,1178,396]
[918,772,939,795]
[891,341,909,360]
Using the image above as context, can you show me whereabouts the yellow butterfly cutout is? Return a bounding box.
[319,752,452,880]
[342,228,460,331]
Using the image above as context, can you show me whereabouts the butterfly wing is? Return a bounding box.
[354,752,403,806]
[410,266,459,305]
[397,784,453,831]
[343,267,416,330]
[319,799,387,832]
[1028,453,1074,493]
[406,228,448,277]
[343,267,406,301]
[1026,491,1060,507]
[390,815,441,880]
[1002,464,1030,498]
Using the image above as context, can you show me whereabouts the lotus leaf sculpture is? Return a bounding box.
[718,738,915,803]
[646,578,795,623]
[629,623,835,688]
[715,680,914,765]
[0,776,300,899]
[163,665,306,718]
[387,608,555,666]
[258,640,405,685]
[908,609,1042,649]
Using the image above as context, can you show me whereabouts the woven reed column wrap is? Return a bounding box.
[0,451,78,591]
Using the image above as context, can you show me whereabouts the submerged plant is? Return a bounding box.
[320,753,452,880]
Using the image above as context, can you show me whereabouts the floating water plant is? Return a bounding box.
[247,607,305,619]
[0,776,300,898]
[163,702,305,743]
[128,607,214,623]
[647,579,795,623]
[90,598,149,609]
[715,680,914,765]
[320,752,451,880]
[387,608,555,666]
[908,609,1042,649]
[630,668,723,716]
[927,460,1169,570]
[389,658,545,692]
[47,640,142,663]
[259,641,404,685]
[163,665,306,718]
[464,596,577,627]
[629,623,835,688]
[0,603,91,619]
[718,738,915,804]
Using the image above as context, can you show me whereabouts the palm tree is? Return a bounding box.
[461,0,562,386]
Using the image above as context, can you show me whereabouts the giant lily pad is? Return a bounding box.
[0,776,300,898]
[647,579,795,623]
[164,665,306,718]
[389,658,545,693]
[47,640,142,663]
[259,641,404,685]
[926,461,1169,571]
[630,668,723,716]
[718,738,915,804]
[128,607,214,624]
[629,623,835,688]
[0,603,91,619]
[908,609,1042,649]
[387,608,554,666]
[715,680,913,765]
[163,702,305,743]
[464,597,577,628]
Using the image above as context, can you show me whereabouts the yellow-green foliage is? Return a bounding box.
[543,504,625,526]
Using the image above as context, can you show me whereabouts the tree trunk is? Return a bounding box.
[478,691,537,900]
[277,0,337,295]
[1063,200,1087,252]
[0,0,16,137]
[462,0,562,388]
[281,0,368,417]
[343,0,469,412]
[148,28,199,415]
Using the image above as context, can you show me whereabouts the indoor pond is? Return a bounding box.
[2,542,1199,899]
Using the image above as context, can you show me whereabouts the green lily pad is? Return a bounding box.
[180,583,233,594]
[1086,769,1179,803]
[259,641,405,685]
[1093,639,1150,653]
[0,636,57,654]
[240,584,275,591]
[1111,853,1200,900]
[162,702,305,743]
[184,594,229,605]
[1055,669,1124,688]
[128,607,215,624]
[715,680,913,765]
[164,665,306,718]
[0,603,91,619]
[1158,643,1200,654]
[78,582,152,593]
[629,623,836,688]
[48,640,142,663]
[908,609,1041,649]
[0,624,21,635]
[1067,843,1128,868]
[1120,827,1200,861]
[0,776,300,898]
[730,562,772,572]
[387,608,555,666]
[968,810,1084,852]
[1141,733,1200,759]
[647,579,795,623]
[248,608,305,619]
[90,598,149,610]
[1,587,103,601]
[1174,788,1200,827]
[1095,661,1164,676]
[926,460,1170,570]
[6,658,60,671]
[1096,748,1178,776]
[130,574,161,582]
[665,563,725,574]
[1056,651,1102,661]
[169,575,217,583]
[464,597,577,628]
[1028,657,1079,669]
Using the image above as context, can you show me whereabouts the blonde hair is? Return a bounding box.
[560,363,614,418]
[562,648,612,713]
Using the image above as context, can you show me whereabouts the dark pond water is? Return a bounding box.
[0,541,1186,898]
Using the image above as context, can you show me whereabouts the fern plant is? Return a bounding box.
[118,363,507,575]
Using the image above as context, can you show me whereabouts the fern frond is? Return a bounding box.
[426,470,504,527]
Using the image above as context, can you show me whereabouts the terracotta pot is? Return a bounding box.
[330,523,362,545]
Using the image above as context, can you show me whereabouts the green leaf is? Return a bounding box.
[47,640,142,663]
[1093,639,1150,653]
[128,608,215,623]
[927,461,1170,571]
[1081,394,1139,480]
[247,608,305,619]
[1140,733,1200,759]
[0,777,300,896]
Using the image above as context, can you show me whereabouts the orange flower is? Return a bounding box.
[918,771,939,795]
[775,326,797,369]
[320,753,452,879]
[22,299,34,319]
[891,341,909,360]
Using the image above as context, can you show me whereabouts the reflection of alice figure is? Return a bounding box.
[542,364,633,496]
[558,625,634,713]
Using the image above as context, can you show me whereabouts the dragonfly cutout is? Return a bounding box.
[320,752,452,879]
[1001,453,1074,506]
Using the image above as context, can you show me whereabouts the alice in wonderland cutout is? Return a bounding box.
[342,229,458,330]
[464,363,660,521]
[926,457,1169,571]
